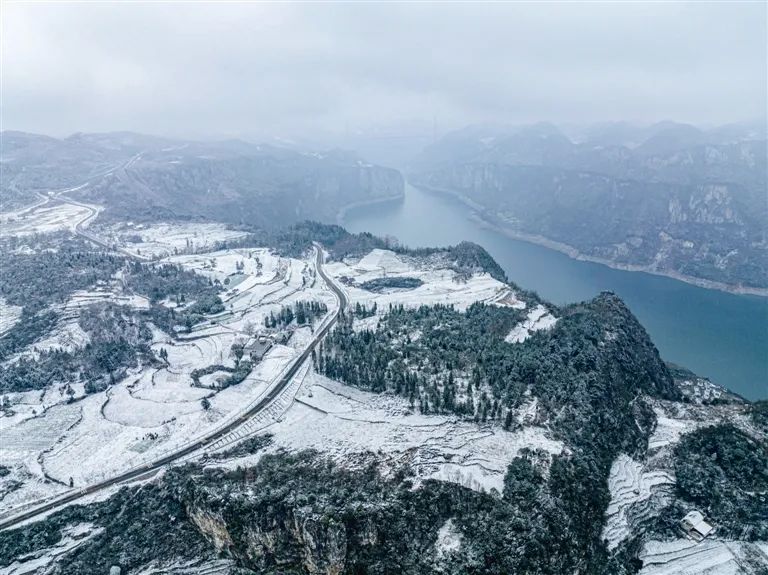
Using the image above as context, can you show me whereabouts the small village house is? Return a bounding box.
[244,336,273,362]
[681,510,714,541]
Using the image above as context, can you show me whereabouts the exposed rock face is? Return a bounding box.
[188,504,354,574]
[291,511,347,575]
[188,508,234,553]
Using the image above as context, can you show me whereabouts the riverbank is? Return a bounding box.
[341,181,767,400]
[413,184,768,298]
[335,192,405,225]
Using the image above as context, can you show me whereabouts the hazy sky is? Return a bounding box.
[2,2,766,140]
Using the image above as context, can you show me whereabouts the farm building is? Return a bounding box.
[244,337,272,362]
[681,510,714,541]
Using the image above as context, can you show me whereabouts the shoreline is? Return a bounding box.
[413,184,768,298]
[335,192,405,225]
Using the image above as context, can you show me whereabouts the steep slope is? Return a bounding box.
[0,226,764,575]
[409,123,768,291]
[0,132,405,228]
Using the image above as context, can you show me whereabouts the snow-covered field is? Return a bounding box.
[326,248,519,314]
[64,287,150,312]
[639,538,768,575]
[0,298,23,337]
[0,201,98,237]
[648,408,700,452]
[601,399,761,561]
[602,454,674,550]
[0,234,337,516]
[3,285,149,367]
[211,371,565,495]
[95,222,249,259]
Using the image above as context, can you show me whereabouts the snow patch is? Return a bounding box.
[505,305,558,344]
[26,321,90,357]
[639,538,768,575]
[602,454,674,550]
[0,299,23,337]
[435,518,463,559]
[258,372,565,495]
[648,409,698,451]
[0,202,96,237]
[327,249,513,313]
[99,222,248,259]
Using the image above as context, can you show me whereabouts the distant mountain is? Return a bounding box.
[410,122,768,292]
[633,122,708,156]
[571,120,767,150]
[0,131,404,228]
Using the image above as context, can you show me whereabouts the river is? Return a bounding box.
[342,183,768,400]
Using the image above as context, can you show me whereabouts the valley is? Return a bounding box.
[3,2,765,573]
[343,182,768,402]
[0,197,765,574]
[409,123,767,291]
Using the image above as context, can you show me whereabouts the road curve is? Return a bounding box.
[0,244,347,531]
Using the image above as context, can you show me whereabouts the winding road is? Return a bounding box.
[0,243,347,531]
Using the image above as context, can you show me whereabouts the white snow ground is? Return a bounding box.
[0,202,97,237]
[504,304,558,343]
[213,371,565,495]
[95,222,248,259]
[325,248,519,314]
[639,538,768,575]
[0,299,23,337]
[602,454,674,550]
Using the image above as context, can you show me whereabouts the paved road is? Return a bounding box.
[0,244,347,531]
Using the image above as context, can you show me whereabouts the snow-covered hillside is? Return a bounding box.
[0,223,337,517]
[1,213,765,575]
[0,228,547,519]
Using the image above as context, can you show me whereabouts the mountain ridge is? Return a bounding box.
[409,122,767,292]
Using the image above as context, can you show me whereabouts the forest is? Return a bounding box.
[0,237,224,393]
[674,424,768,540]
[0,446,652,575]
[0,303,155,394]
[315,292,681,572]
[264,300,328,329]
[318,293,677,454]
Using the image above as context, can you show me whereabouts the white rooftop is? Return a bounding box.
[683,511,714,537]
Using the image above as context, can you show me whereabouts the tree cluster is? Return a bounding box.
[674,424,768,540]
[264,300,328,329]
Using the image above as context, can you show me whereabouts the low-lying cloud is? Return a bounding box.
[2,2,765,140]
